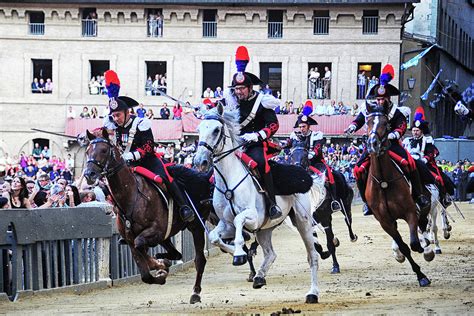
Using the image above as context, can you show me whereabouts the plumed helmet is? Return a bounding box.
[105,70,139,114]
[412,106,430,134]
[230,46,264,87]
[366,64,400,99]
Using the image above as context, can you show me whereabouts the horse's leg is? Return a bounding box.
[431,206,442,253]
[209,220,235,254]
[380,220,430,287]
[129,246,168,285]
[341,190,357,242]
[406,210,424,253]
[293,197,320,303]
[253,229,276,289]
[155,239,183,261]
[312,229,330,260]
[188,226,207,304]
[392,239,405,263]
[246,241,258,282]
[318,210,339,273]
[232,209,258,266]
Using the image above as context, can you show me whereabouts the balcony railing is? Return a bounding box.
[202,21,217,38]
[268,22,283,39]
[313,17,329,35]
[29,23,45,35]
[82,19,97,37]
[362,16,378,35]
[307,77,331,99]
[147,19,163,38]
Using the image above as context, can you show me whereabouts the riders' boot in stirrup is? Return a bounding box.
[262,172,282,220]
[356,178,372,216]
[328,182,341,212]
[409,170,430,210]
[168,181,195,223]
[440,190,452,208]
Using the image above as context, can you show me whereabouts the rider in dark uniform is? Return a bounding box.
[284,112,342,211]
[402,110,453,208]
[223,46,282,219]
[103,70,194,223]
[344,64,430,215]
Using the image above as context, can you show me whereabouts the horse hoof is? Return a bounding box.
[233,255,247,266]
[351,234,358,242]
[423,249,435,262]
[443,232,451,240]
[435,249,442,254]
[320,251,331,260]
[305,294,319,304]
[394,253,405,263]
[410,243,424,253]
[190,294,201,304]
[253,276,266,289]
[419,277,431,287]
[333,237,340,247]
[247,272,256,282]
[331,266,340,274]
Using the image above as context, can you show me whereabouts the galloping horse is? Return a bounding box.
[290,147,357,274]
[194,104,323,303]
[364,105,433,287]
[83,128,213,303]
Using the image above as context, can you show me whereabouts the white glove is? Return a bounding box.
[241,132,259,143]
[122,151,137,161]
[344,124,356,135]
[421,157,428,164]
[388,132,398,140]
[454,101,469,116]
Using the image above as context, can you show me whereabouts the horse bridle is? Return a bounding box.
[86,138,125,177]
[366,112,390,154]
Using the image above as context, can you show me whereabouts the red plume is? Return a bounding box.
[382,64,395,80]
[235,46,250,62]
[105,70,120,87]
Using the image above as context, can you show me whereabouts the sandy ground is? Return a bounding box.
[1,203,473,315]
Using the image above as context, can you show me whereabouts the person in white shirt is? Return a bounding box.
[202,87,214,98]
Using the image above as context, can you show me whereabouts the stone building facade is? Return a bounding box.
[0,0,416,158]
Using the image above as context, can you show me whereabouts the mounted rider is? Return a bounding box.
[344,64,430,216]
[222,46,282,219]
[283,103,342,211]
[102,70,195,223]
[402,108,453,208]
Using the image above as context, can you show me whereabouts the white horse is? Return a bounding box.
[194,104,323,303]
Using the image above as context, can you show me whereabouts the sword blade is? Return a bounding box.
[31,128,77,139]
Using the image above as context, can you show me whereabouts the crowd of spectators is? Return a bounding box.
[145,73,167,96]
[147,11,163,37]
[89,75,107,95]
[276,100,359,116]
[357,71,379,99]
[31,77,53,93]
[307,67,332,99]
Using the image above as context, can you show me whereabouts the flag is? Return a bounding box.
[461,81,474,104]
[421,68,442,103]
[401,44,436,70]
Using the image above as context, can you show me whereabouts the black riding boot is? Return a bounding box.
[262,172,282,219]
[328,182,342,212]
[438,186,451,208]
[167,180,195,223]
[409,170,430,210]
[356,177,372,216]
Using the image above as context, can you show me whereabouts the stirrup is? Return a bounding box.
[362,204,372,216]
[331,200,342,212]
[180,205,195,223]
[269,204,282,220]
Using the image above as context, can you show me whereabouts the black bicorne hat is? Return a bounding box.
[109,96,139,114]
[294,114,318,128]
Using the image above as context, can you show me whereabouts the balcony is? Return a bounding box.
[147,19,163,38]
[202,21,217,38]
[29,23,45,35]
[362,16,378,35]
[82,19,97,37]
[268,22,283,39]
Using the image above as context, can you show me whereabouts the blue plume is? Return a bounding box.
[107,83,120,99]
[380,73,392,86]
[414,112,423,121]
[236,60,248,73]
[302,106,312,116]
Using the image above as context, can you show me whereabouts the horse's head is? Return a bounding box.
[194,103,239,172]
[83,128,120,185]
[365,102,389,156]
[289,147,310,170]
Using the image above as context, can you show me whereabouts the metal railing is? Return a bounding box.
[313,17,329,35]
[82,19,97,37]
[29,23,44,35]
[268,22,283,39]
[362,16,378,35]
[147,19,163,38]
[202,21,217,38]
[307,77,331,99]
[0,206,211,301]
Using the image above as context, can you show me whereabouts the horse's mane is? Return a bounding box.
[206,106,241,146]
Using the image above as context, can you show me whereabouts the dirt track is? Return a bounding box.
[2,203,473,315]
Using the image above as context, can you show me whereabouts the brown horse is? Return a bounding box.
[364,105,432,287]
[83,128,213,303]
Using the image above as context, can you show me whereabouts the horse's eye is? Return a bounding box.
[101,148,108,154]
[213,128,220,136]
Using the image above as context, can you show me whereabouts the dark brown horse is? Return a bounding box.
[364,106,432,287]
[83,129,213,303]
